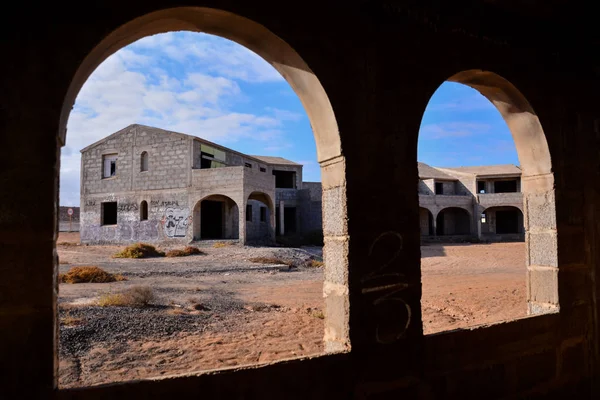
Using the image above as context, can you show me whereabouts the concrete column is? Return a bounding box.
[279,200,285,235]
[270,204,276,241]
[475,204,482,240]
[432,214,437,237]
[238,200,247,245]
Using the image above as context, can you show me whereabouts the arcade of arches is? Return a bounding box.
[2,2,600,399]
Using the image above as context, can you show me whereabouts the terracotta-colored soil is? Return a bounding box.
[57,233,526,388]
[421,242,527,334]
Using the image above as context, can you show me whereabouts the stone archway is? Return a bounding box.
[444,70,557,314]
[246,191,275,243]
[419,207,435,237]
[435,207,472,236]
[192,195,239,241]
[482,206,525,238]
[60,7,348,351]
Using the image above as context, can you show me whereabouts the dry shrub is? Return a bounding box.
[213,241,232,248]
[248,257,293,267]
[309,260,324,268]
[311,310,325,319]
[59,266,123,284]
[166,246,205,257]
[168,308,187,315]
[98,286,155,307]
[113,243,165,258]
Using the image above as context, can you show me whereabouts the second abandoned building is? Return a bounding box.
[79,124,524,244]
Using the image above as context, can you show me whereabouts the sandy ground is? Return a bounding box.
[57,233,526,388]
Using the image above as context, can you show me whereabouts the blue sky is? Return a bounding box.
[60,32,518,206]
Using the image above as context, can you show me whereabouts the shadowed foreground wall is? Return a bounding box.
[1,1,599,398]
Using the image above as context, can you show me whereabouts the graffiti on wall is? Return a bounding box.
[162,207,190,238]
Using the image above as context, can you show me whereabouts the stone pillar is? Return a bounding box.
[475,204,482,240]
[523,173,558,315]
[279,200,285,236]
[432,213,437,236]
[238,199,247,245]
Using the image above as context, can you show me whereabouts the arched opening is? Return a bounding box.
[57,7,347,389]
[419,70,557,335]
[435,207,471,236]
[140,151,149,172]
[246,191,275,243]
[482,206,524,240]
[140,200,148,221]
[192,195,239,240]
[419,207,435,236]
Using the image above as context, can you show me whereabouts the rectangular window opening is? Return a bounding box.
[245,162,252,168]
[246,205,252,221]
[477,181,486,194]
[273,170,296,188]
[494,180,518,193]
[260,206,267,222]
[434,182,444,195]
[260,167,266,172]
[102,154,117,178]
[101,202,117,225]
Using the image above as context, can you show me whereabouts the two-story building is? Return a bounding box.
[79,124,322,245]
[418,162,524,241]
[79,124,523,245]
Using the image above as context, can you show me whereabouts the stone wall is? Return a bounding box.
[2,1,599,399]
[80,191,190,244]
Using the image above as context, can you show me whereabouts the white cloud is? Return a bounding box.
[61,32,305,206]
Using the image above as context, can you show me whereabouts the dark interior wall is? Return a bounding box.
[1,1,600,399]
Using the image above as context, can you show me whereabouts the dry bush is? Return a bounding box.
[113,243,165,258]
[59,266,124,284]
[213,241,233,248]
[309,260,324,268]
[248,257,293,267]
[312,310,325,319]
[98,286,155,307]
[165,246,205,257]
[168,308,187,315]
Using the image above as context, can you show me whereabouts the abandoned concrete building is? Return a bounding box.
[80,126,523,246]
[418,162,524,240]
[79,124,322,244]
[5,1,600,399]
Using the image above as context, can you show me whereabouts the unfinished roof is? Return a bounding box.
[442,164,522,176]
[250,155,301,166]
[418,162,457,180]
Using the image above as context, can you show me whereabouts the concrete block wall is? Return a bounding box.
[3,2,600,399]
[80,191,190,244]
[131,126,191,191]
[81,125,191,196]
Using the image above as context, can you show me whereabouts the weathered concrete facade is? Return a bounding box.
[418,163,525,241]
[80,124,321,244]
[3,1,600,399]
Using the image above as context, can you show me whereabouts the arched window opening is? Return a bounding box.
[57,8,344,389]
[140,151,149,171]
[418,72,557,335]
[140,200,148,221]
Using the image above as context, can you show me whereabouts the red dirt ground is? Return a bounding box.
[57,233,526,387]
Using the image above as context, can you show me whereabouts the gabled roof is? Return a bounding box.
[441,164,522,177]
[250,155,301,166]
[418,162,457,180]
[80,124,193,153]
